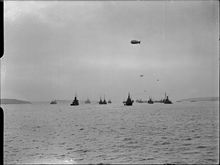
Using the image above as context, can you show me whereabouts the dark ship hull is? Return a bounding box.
[99,101,107,104]
[148,101,154,104]
[164,100,172,104]
[124,102,133,106]
[50,100,57,104]
[50,101,57,104]
[70,102,79,106]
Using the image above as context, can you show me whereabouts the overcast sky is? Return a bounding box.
[1,1,219,102]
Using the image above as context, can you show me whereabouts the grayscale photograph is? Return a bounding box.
[1,0,219,164]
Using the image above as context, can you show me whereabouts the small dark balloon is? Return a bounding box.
[131,40,141,44]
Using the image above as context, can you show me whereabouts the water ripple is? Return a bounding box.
[3,102,219,164]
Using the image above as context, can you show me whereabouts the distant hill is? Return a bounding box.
[177,97,219,102]
[1,99,31,104]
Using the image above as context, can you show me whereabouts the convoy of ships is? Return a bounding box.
[50,92,172,106]
[50,40,173,106]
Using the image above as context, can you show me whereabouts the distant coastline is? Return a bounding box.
[0,99,31,104]
[177,97,219,103]
[0,97,218,104]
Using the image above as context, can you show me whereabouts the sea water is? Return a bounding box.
[3,101,219,164]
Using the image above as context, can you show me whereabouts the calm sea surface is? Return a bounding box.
[3,101,219,164]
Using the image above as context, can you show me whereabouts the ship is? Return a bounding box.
[50,100,57,104]
[99,96,107,104]
[123,93,134,106]
[70,96,79,106]
[163,92,172,104]
[164,96,172,104]
[147,97,154,104]
[108,100,112,104]
[103,96,107,104]
[85,98,91,104]
[99,97,103,104]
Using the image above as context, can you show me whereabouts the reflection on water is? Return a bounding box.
[3,102,219,164]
